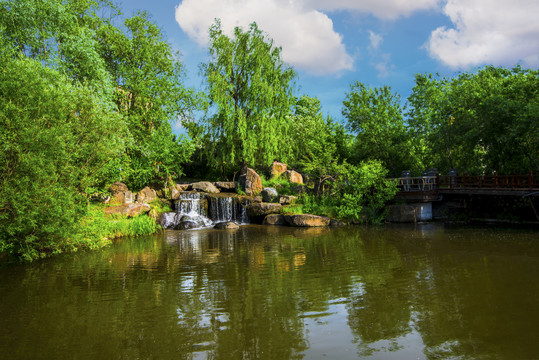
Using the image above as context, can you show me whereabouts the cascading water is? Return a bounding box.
[161,192,249,230]
[208,196,249,224]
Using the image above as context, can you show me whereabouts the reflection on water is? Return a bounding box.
[1,224,538,359]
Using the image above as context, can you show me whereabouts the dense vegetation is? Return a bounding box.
[1,0,537,261]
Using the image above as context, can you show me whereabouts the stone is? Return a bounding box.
[279,195,298,205]
[283,170,303,184]
[109,182,128,193]
[170,187,180,200]
[214,182,236,192]
[214,221,240,230]
[174,215,205,230]
[104,203,151,218]
[137,186,157,204]
[191,181,220,194]
[284,214,330,227]
[176,183,191,192]
[239,168,263,196]
[246,203,282,217]
[330,219,348,227]
[261,187,279,203]
[270,161,287,179]
[262,214,286,225]
[124,191,135,204]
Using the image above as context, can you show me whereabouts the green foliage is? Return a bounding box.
[261,175,297,196]
[297,161,397,223]
[195,20,296,173]
[343,82,412,176]
[407,66,539,175]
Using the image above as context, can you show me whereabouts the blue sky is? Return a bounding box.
[119,0,539,123]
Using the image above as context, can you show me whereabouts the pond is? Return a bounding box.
[1,224,538,359]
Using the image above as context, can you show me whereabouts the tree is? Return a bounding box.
[407,66,539,174]
[95,11,197,188]
[197,20,296,175]
[342,82,412,177]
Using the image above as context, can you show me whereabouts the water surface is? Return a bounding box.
[1,224,538,359]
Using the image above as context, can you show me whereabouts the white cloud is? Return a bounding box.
[368,31,383,51]
[427,0,539,68]
[175,0,353,75]
[307,0,441,20]
[175,0,442,75]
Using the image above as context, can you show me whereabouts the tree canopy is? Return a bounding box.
[195,20,296,174]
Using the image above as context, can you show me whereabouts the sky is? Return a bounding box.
[118,0,539,123]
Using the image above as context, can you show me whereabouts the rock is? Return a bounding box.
[214,182,236,192]
[246,203,282,217]
[174,215,205,230]
[214,221,240,230]
[191,181,220,194]
[239,168,263,196]
[270,161,287,179]
[104,203,151,218]
[279,195,298,205]
[161,212,178,229]
[170,187,181,200]
[284,214,330,227]
[252,196,263,203]
[283,170,303,184]
[124,191,135,204]
[137,186,157,204]
[330,219,348,227]
[263,214,286,225]
[176,183,191,192]
[109,182,128,193]
[261,187,279,203]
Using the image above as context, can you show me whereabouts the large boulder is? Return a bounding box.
[283,170,303,184]
[261,187,279,203]
[214,182,236,192]
[262,214,286,225]
[108,182,134,205]
[284,214,330,227]
[104,203,151,218]
[176,183,191,192]
[270,161,287,179]
[246,203,282,217]
[191,181,220,194]
[137,186,157,204]
[239,168,263,196]
[214,221,240,230]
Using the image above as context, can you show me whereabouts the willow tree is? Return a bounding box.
[198,20,296,175]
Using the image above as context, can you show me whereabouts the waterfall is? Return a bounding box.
[208,196,249,224]
[161,192,249,229]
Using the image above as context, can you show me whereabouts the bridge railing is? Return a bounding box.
[438,173,538,189]
[396,172,538,192]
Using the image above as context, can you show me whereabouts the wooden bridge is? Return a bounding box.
[395,172,539,201]
[392,172,539,223]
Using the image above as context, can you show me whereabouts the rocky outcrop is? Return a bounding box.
[246,203,282,217]
[284,214,330,227]
[176,183,191,192]
[214,221,240,230]
[283,170,303,184]
[104,203,151,217]
[214,182,236,192]
[262,214,286,225]
[108,182,134,205]
[270,161,287,179]
[261,187,279,203]
[239,168,263,196]
[191,181,220,194]
[279,195,298,205]
[137,186,157,204]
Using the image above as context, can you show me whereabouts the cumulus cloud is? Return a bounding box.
[307,0,441,20]
[427,0,539,68]
[175,0,442,75]
[175,0,353,75]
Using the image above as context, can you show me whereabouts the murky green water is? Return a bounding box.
[1,224,538,359]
